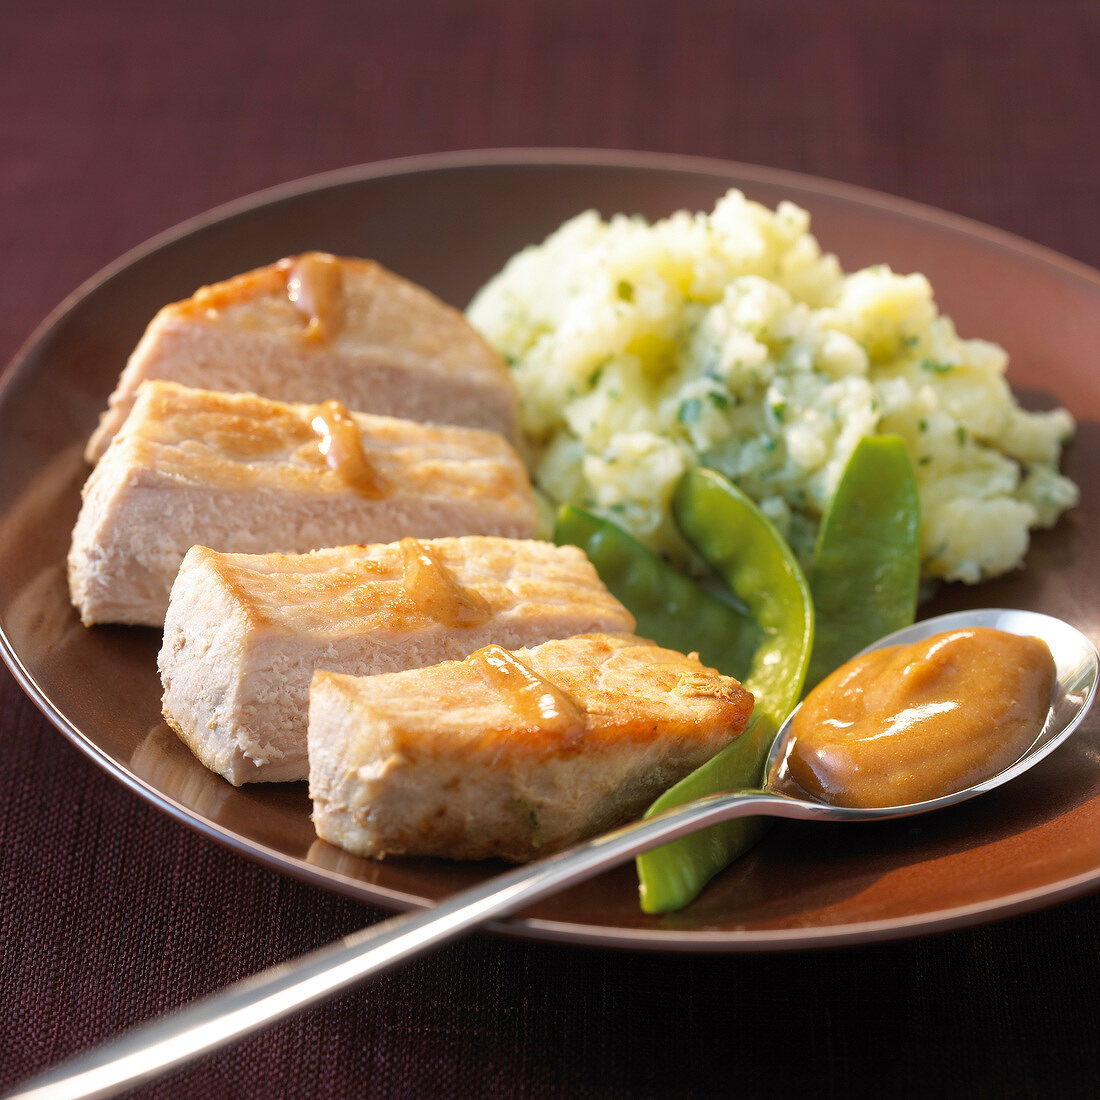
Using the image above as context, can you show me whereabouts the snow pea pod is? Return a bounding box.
[806,435,920,691]
[634,713,777,913]
[552,505,761,679]
[668,468,814,727]
[637,468,814,914]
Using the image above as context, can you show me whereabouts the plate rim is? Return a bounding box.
[3,147,1099,951]
[6,146,1100,387]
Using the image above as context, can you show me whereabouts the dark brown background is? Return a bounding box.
[2,2,1098,1097]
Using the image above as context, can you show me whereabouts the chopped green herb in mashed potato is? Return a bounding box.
[468,190,1078,584]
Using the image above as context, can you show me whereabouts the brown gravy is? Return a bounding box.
[787,627,1055,808]
[285,252,344,342]
[399,538,492,627]
[467,645,586,742]
[309,400,387,498]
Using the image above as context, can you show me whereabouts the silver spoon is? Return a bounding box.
[10,608,1097,1100]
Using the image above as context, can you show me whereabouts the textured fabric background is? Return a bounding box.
[2,2,1098,1096]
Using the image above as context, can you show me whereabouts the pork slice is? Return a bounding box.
[309,633,753,862]
[85,253,518,460]
[68,381,538,627]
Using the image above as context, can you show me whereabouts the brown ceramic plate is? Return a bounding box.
[1,150,1098,951]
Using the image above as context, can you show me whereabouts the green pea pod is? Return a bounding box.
[552,505,761,679]
[806,435,920,691]
[669,468,814,728]
[637,468,814,914]
[633,712,778,914]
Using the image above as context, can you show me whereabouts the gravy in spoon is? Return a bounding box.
[786,627,1055,808]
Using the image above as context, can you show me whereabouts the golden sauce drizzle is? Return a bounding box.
[285,252,344,342]
[399,538,492,626]
[467,645,586,741]
[310,400,387,498]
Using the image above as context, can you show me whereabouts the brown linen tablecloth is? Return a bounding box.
[2,3,1098,1097]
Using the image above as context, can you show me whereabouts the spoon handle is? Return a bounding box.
[9,789,811,1100]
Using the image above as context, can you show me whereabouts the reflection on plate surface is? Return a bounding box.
[1,150,1099,950]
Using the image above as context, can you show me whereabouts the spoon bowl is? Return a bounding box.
[11,607,1098,1100]
[761,607,1099,820]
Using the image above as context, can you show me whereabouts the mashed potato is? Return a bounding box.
[467,190,1078,583]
